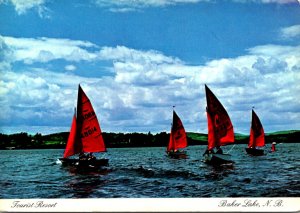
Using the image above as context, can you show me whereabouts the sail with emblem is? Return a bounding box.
[62,84,106,159]
[205,84,234,150]
[59,84,108,169]
[76,85,106,153]
[167,110,188,152]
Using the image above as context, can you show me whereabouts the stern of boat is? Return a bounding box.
[203,153,233,165]
[245,148,264,156]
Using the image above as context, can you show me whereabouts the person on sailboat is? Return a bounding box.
[88,152,96,160]
[203,149,214,156]
[79,152,87,160]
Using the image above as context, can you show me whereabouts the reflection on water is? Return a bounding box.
[205,164,236,181]
[66,175,105,198]
[0,144,299,198]
[61,166,112,198]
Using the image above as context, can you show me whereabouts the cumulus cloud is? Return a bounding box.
[0,68,94,128]
[1,0,50,18]
[98,46,181,64]
[0,36,299,134]
[1,36,181,65]
[252,57,288,73]
[248,44,300,71]
[279,25,300,40]
[1,36,98,63]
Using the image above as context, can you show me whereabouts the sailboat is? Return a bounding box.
[203,84,235,165]
[245,109,265,156]
[59,84,109,169]
[166,109,188,159]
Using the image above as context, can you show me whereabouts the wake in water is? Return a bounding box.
[56,159,62,164]
[115,165,204,181]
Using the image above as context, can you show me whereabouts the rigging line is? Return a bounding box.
[226,144,236,154]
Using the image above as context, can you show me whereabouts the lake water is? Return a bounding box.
[0,143,299,198]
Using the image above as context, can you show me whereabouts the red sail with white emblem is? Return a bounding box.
[63,85,106,158]
[248,109,265,148]
[76,85,106,153]
[205,84,234,150]
[167,110,188,151]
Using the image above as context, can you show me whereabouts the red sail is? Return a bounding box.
[63,113,82,158]
[205,84,234,150]
[206,109,216,150]
[248,109,265,148]
[76,85,106,153]
[167,110,188,151]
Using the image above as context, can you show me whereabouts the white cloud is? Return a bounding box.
[1,0,50,18]
[94,0,205,9]
[248,44,300,71]
[1,36,181,66]
[65,65,76,71]
[279,25,300,40]
[1,36,98,63]
[0,36,299,134]
[98,46,181,64]
[2,0,298,18]
[94,0,298,10]
[94,0,299,12]
[233,0,298,4]
[259,0,297,3]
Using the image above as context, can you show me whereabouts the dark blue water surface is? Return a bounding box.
[0,144,299,198]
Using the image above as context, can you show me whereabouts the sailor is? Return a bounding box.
[79,152,87,160]
[88,152,96,160]
[203,149,214,156]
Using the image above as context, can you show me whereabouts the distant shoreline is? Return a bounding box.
[0,130,299,150]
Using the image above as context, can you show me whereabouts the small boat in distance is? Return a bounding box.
[59,84,108,170]
[203,85,235,165]
[166,109,188,159]
[245,109,265,156]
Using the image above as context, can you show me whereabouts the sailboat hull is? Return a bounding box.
[203,153,233,165]
[245,148,264,156]
[59,158,109,169]
[167,150,187,159]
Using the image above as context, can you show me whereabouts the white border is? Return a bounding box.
[0,198,299,212]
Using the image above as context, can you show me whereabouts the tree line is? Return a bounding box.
[0,130,299,150]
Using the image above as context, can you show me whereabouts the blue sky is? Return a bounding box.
[0,0,300,135]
